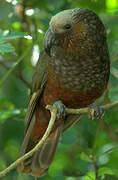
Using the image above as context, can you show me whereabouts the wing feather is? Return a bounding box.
[24,50,49,134]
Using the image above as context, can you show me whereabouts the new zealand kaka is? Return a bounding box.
[18,8,110,177]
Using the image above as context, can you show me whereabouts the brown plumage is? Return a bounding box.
[18,8,110,177]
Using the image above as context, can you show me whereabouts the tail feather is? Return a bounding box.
[31,127,61,176]
[18,123,62,177]
[18,114,81,177]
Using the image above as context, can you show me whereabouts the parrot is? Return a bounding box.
[18,8,110,178]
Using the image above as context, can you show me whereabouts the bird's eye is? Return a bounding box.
[64,24,71,30]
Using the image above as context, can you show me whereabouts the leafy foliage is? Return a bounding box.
[0,0,118,180]
[0,32,26,54]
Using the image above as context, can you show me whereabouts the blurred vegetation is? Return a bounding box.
[0,0,118,180]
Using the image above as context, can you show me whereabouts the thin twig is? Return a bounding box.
[65,99,118,115]
[91,155,99,180]
[0,59,31,88]
[0,47,31,87]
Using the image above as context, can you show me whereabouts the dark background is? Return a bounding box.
[0,0,118,179]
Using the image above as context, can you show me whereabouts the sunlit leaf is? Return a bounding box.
[97,143,118,156]
[84,172,95,180]
[80,152,92,162]
[98,154,110,166]
[98,167,113,177]
[12,22,22,30]
[106,0,118,12]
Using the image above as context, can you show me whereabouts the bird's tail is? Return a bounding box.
[18,125,61,177]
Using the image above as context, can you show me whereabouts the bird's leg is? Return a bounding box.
[88,102,104,120]
[52,100,66,120]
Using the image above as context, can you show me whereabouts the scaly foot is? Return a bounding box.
[88,102,104,120]
[52,100,66,120]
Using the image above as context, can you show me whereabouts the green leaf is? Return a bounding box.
[66,177,76,180]
[0,109,21,123]
[0,98,14,110]
[76,160,92,173]
[0,31,27,40]
[80,152,92,162]
[12,22,22,30]
[97,143,118,157]
[98,154,109,166]
[0,40,15,54]
[98,167,113,177]
[0,32,27,55]
[84,172,95,180]
[106,0,118,12]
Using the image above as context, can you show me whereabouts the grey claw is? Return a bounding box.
[89,102,104,120]
[52,100,66,120]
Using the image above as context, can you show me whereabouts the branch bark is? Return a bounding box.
[0,99,118,178]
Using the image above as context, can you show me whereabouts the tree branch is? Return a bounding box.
[0,99,118,178]
[64,99,118,115]
[0,59,31,88]
[0,47,31,88]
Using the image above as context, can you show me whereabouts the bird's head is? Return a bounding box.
[44,8,106,56]
[49,9,76,34]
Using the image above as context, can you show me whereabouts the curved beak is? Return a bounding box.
[44,27,58,56]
